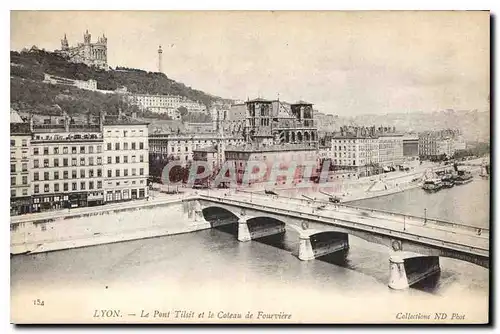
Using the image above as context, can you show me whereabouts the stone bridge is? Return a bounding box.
[194,192,489,290]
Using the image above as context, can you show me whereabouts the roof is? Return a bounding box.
[292,100,313,105]
[10,109,24,123]
[10,122,31,135]
[246,98,271,103]
[103,116,149,126]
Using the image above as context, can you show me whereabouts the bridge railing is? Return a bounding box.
[232,189,488,235]
[199,194,489,257]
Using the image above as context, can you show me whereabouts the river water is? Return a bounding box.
[10,178,490,323]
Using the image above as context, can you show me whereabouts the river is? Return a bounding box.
[10,178,490,323]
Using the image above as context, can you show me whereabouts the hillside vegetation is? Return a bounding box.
[10,49,229,119]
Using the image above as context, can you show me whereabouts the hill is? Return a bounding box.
[10,49,232,119]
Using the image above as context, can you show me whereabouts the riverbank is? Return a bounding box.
[10,196,211,255]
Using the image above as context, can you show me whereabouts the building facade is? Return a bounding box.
[418,129,465,158]
[124,93,207,118]
[56,30,108,70]
[402,135,419,159]
[43,73,98,91]
[102,119,150,203]
[10,122,31,215]
[29,122,104,212]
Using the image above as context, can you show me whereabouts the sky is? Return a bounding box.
[10,11,490,116]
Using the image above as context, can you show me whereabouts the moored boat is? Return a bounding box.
[422,179,443,192]
[454,171,473,185]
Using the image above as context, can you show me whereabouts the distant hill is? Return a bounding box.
[10,49,233,118]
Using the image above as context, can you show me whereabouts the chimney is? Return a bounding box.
[118,108,123,120]
[29,114,34,132]
[131,111,137,119]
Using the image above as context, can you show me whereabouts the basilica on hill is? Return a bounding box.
[56,30,108,70]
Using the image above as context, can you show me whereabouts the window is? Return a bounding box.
[140,142,144,150]
[72,170,77,179]
[107,143,112,150]
[132,155,136,163]
[10,140,15,147]
[54,158,59,167]
[34,159,39,168]
[80,170,85,178]
[22,189,28,196]
[44,184,49,193]
[53,147,59,154]
[97,145,102,153]
[43,147,49,155]
[107,157,112,164]
[72,158,77,166]
[97,157,102,165]
[132,168,136,176]
[11,176,15,185]
[80,146,85,154]
[54,171,59,180]
[89,181,94,190]
[11,189,16,197]
[89,169,94,177]
[80,182,85,190]
[63,171,68,179]
[33,148,39,155]
[116,169,120,177]
[97,181,102,189]
[124,156,128,163]
[132,142,136,150]
[80,157,85,166]
[34,172,39,181]
[97,169,102,177]
[140,155,144,162]
[140,168,144,176]
[72,182,77,191]
[62,158,68,167]
[115,143,120,150]
[116,156,120,164]
[72,146,77,154]
[44,159,49,168]
[107,170,112,177]
[54,183,59,192]
[44,172,49,180]
[22,163,27,171]
[124,142,128,150]
[89,146,94,154]
[64,183,68,191]
[22,139,27,147]
[63,147,68,154]
[34,185,39,193]
[124,169,128,176]
[22,176,27,185]
[89,157,94,166]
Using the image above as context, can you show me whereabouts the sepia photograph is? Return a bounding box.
[8,10,490,324]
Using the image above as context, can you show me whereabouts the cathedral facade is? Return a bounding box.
[56,30,108,70]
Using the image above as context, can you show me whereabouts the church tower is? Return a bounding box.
[60,33,69,51]
[158,45,163,73]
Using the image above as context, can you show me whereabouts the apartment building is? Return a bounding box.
[10,122,31,215]
[29,123,104,212]
[102,118,150,202]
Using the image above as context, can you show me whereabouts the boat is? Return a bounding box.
[454,171,473,185]
[440,174,455,188]
[422,179,443,192]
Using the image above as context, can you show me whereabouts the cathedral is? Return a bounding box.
[56,30,108,70]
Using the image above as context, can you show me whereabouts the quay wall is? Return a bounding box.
[10,198,210,255]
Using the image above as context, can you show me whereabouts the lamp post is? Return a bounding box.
[424,208,427,224]
[403,215,406,231]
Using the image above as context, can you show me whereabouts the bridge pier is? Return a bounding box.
[298,232,349,261]
[389,255,440,290]
[238,218,286,242]
[237,218,251,242]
